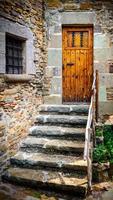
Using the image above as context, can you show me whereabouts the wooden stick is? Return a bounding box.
[95,70,99,122]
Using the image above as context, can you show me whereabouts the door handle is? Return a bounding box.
[67,63,74,66]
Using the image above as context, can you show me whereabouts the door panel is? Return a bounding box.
[62,27,93,103]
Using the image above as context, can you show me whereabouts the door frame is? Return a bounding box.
[62,24,94,104]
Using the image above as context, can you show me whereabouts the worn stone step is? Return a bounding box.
[20,137,84,155]
[29,126,85,140]
[11,151,87,173]
[39,104,89,115]
[3,168,87,197]
[35,115,87,127]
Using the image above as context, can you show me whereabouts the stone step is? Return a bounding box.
[20,137,84,155]
[29,126,85,140]
[35,115,87,127]
[39,104,89,115]
[11,151,87,173]
[3,168,87,197]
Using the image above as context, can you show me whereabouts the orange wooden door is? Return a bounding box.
[62,27,93,103]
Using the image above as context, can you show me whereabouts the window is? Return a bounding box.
[109,64,113,73]
[6,35,24,74]
[67,31,89,48]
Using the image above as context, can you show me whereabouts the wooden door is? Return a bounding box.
[62,26,93,103]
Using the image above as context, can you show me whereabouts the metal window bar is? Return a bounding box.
[6,35,23,74]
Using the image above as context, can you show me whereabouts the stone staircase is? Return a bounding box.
[3,104,90,197]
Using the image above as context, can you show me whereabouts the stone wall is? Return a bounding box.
[44,0,113,119]
[0,120,7,178]
[0,82,42,154]
[0,0,47,175]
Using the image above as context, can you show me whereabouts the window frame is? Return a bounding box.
[0,18,35,75]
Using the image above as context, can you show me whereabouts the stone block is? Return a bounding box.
[24,196,39,200]
[80,2,94,10]
[0,59,5,74]
[48,34,62,48]
[99,74,106,86]
[0,18,33,39]
[64,3,80,10]
[48,49,62,67]
[61,12,96,25]
[94,25,102,33]
[53,67,61,76]
[99,86,107,102]
[94,33,110,49]
[26,40,35,74]
[44,95,62,104]
[45,66,53,77]
[51,77,62,94]
[36,114,87,126]
[94,61,108,73]
[4,75,32,83]
[0,32,5,73]
[0,122,5,131]
[99,101,113,116]
[0,54,5,65]
[2,87,19,95]
[94,48,111,62]
[46,0,62,8]
[106,87,113,101]
[99,73,113,88]
[54,26,62,33]
[0,143,7,152]
[0,32,5,54]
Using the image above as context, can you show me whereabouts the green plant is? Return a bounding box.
[96,128,103,137]
[110,159,113,164]
[103,125,113,163]
[93,125,113,164]
[93,144,109,163]
[103,125,113,145]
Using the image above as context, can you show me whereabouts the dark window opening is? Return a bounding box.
[6,35,24,74]
[109,64,113,73]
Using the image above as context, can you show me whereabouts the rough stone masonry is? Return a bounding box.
[0,0,47,176]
